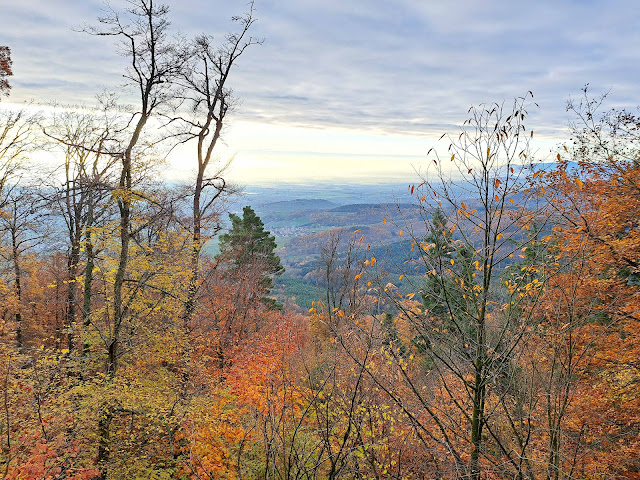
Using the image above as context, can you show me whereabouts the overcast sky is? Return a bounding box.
[3,0,639,183]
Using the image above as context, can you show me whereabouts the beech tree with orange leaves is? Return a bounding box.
[536,88,640,478]
[0,46,11,98]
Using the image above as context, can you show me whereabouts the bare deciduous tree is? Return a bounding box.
[173,2,262,321]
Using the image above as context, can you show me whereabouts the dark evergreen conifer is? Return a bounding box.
[217,206,284,305]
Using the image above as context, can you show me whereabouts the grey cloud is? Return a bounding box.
[2,0,639,139]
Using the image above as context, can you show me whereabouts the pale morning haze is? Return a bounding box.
[3,0,639,184]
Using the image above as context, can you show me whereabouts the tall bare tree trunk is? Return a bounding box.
[82,200,94,356]
[11,227,22,350]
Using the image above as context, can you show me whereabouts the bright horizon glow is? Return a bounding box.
[165,119,564,185]
[4,101,565,186]
[175,120,438,185]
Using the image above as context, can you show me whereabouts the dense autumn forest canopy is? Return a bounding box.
[1,2,639,480]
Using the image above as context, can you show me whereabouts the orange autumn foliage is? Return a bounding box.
[537,106,640,477]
